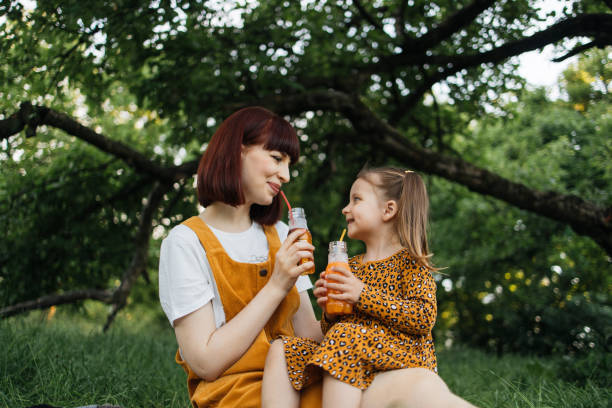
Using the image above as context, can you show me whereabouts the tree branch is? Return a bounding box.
[249,90,612,256]
[0,289,113,318]
[406,0,495,51]
[0,181,172,323]
[449,13,612,66]
[104,181,171,331]
[394,0,408,42]
[382,13,612,71]
[377,13,612,109]
[552,40,598,62]
[0,102,184,183]
[353,0,384,31]
[0,104,196,324]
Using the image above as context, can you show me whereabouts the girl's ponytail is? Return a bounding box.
[357,167,436,270]
[397,171,434,270]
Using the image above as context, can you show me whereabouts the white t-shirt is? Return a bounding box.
[159,219,313,327]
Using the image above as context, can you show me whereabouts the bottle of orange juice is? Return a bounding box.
[288,207,315,275]
[325,241,353,316]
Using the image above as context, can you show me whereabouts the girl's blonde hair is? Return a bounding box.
[357,166,437,270]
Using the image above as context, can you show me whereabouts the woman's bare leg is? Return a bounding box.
[262,340,300,408]
[322,373,362,408]
[361,368,477,408]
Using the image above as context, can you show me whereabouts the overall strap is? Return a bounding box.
[182,216,226,257]
[262,223,282,259]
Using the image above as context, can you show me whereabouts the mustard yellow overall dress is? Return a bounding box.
[176,216,322,408]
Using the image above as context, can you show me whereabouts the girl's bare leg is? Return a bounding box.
[322,373,361,408]
[262,339,300,408]
[361,368,478,408]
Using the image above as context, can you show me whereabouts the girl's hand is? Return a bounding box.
[313,272,328,308]
[314,272,339,322]
[269,229,314,293]
[326,264,365,304]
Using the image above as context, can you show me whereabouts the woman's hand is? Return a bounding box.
[325,264,365,304]
[269,228,314,293]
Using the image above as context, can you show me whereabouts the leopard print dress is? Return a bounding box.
[282,249,438,390]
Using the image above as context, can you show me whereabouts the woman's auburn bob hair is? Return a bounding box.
[196,106,300,225]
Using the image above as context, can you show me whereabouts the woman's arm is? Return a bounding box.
[291,291,323,342]
[174,229,314,381]
[174,281,289,381]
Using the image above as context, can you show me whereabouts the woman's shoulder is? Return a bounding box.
[162,223,200,247]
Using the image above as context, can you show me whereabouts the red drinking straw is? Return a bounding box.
[279,190,293,222]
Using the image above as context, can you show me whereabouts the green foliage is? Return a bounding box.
[431,49,612,355]
[1,1,610,361]
[0,83,195,305]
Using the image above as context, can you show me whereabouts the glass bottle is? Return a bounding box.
[288,207,314,275]
[325,241,353,316]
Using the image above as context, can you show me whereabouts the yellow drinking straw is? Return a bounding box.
[339,228,346,242]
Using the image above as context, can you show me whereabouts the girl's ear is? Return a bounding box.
[382,200,398,221]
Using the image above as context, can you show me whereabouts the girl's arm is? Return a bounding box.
[327,265,437,336]
[174,229,314,381]
[291,290,324,342]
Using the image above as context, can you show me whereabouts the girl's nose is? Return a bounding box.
[342,204,349,215]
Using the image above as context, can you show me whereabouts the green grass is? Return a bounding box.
[437,347,611,408]
[1,306,610,408]
[0,304,189,408]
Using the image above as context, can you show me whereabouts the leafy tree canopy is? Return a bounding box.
[0,1,610,345]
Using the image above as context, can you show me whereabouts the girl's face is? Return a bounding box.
[240,143,291,206]
[342,177,387,241]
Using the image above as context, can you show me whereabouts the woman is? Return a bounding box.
[159,106,476,408]
[159,106,323,408]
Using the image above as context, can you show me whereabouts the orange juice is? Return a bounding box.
[324,241,353,316]
[325,261,353,316]
[288,208,314,275]
[288,228,314,275]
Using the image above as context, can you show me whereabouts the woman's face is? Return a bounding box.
[240,143,291,206]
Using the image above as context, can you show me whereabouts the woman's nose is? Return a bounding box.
[279,162,290,183]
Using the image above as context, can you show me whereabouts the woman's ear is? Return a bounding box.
[382,200,398,221]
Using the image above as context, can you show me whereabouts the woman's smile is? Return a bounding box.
[267,182,281,195]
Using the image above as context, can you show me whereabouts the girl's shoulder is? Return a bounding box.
[349,249,429,274]
[349,248,411,267]
[348,253,364,268]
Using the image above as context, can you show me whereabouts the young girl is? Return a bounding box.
[262,167,477,408]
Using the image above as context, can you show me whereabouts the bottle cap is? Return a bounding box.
[328,241,347,252]
[289,207,307,229]
[290,207,306,218]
